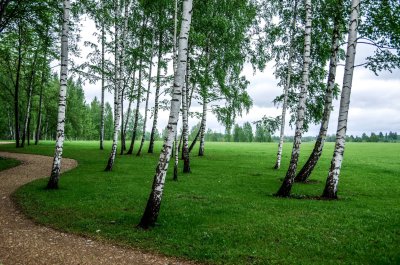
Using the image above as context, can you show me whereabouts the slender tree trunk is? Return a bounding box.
[148,29,163,154]
[322,0,360,199]
[119,0,130,155]
[188,124,201,153]
[295,3,342,182]
[138,0,193,229]
[275,0,312,197]
[181,53,191,172]
[120,89,125,154]
[100,0,105,150]
[21,51,38,147]
[8,108,14,140]
[126,18,146,155]
[123,68,136,150]
[35,58,46,145]
[173,131,179,181]
[137,32,155,156]
[14,21,23,148]
[104,0,122,171]
[27,116,31,145]
[274,0,298,170]
[198,97,207,156]
[46,0,70,189]
[126,61,143,154]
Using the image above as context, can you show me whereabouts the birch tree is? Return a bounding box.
[104,0,122,171]
[322,0,360,199]
[138,0,193,229]
[274,0,298,170]
[275,0,312,197]
[295,0,344,182]
[46,0,70,189]
[137,30,154,156]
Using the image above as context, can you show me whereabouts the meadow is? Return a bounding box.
[1,141,399,264]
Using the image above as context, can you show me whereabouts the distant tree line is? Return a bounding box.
[185,122,399,143]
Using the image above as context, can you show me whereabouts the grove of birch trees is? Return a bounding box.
[0,0,399,225]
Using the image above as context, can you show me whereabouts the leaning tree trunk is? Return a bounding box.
[104,0,122,171]
[138,0,193,229]
[14,21,23,148]
[46,0,70,189]
[189,124,201,153]
[295,3,342,182]
[181,53,191,172]
[274,0,298,170]
[137,32,155,156]
[99,0,106,150]
[276,0,312,197]
[148,29,163,154]
[198,97,207,156]
[322,0,360,199]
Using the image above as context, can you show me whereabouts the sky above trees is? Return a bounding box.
[76,16,400,137]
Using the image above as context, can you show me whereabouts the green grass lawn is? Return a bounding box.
[1,141,399,264]
[0,156,20,171]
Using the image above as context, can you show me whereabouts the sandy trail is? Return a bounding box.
[0,151,195,265]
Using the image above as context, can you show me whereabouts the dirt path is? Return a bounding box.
[0,151,196,265]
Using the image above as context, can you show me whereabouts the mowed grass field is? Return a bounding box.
[1,141,399,264]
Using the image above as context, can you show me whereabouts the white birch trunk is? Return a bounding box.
[137,32,155,156]
[274,0,298,170]
[182,53,191,172]
[105,0,121,171]
[323,0,360,199]
[198,97,207,156]
[47,0,70,189]
[138,0,193,229]
[148,29,163,154]
[276,0,312,197]
[100,0,105,150]
[296,2,342,182]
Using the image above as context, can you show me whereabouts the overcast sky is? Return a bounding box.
[74,18,400,137]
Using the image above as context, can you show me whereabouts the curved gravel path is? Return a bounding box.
[0,151,196,265]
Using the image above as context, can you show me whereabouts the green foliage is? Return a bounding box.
[3,141,399,265]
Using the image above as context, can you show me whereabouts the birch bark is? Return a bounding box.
[46,0,70,189]
[137,32,155,156]
[100,0,105,150]
[296,2,342,182]
[323,0,360,199]
[274,0,298,170]
[148,29,163,154]
[182,53,191,172]
[126,17,146,155]
[138,0,193,229]
[198,97,207,156]
[104,0,122,171]
[276,0,312,197]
